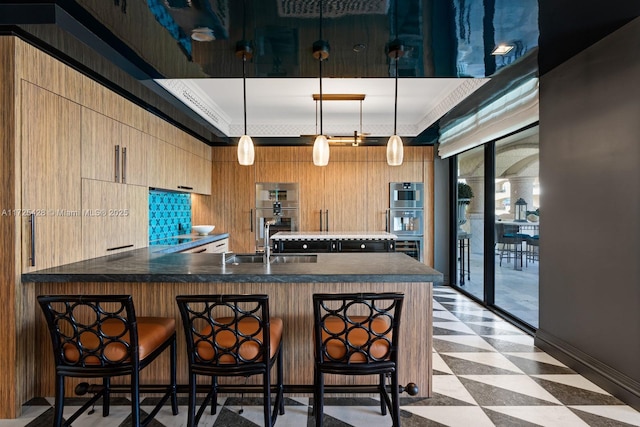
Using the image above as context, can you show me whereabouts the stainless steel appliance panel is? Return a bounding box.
[256,182,299,209]
[388,208,424,236]
[255,183,300,251]
[390,182,424,209]
[255,207,299,251]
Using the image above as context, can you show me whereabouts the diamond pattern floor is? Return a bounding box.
[3,286,639,426]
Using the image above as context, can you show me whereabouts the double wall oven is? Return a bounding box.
[388,182,424,262]
[255,183,299,251]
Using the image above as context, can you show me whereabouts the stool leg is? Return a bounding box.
[170,337,179,415]
[391,373,400,427]
[131,371,140,427]
[263,370,272,427]
[54,374,64,427]
[278,348,285,416]
[187,373,197,427]
[211,376,218,414]
[315,370,324,427]
[103,377,110,417]
[379,373,387,415]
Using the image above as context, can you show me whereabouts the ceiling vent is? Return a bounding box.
[277,0,389,17]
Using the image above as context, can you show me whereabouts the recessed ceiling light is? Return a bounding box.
[191,27,215,42]
[491,43,514,55]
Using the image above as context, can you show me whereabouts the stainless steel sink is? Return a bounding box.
[271,254,317,264]
[225,254,318,265]
[225,254,264,264]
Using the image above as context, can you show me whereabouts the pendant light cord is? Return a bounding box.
[243,54,248,135]
[242,0,248,135]
[394,52,398,135]
[318,0,324,135]
[393,0,399,135]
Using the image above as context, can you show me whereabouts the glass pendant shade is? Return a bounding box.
[237,134,255,166]
[386,134,404,166]
[313,134,330,166]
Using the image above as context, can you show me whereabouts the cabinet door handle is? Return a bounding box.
[29,213,36,266]
[107,244,134,252]
[250,209,254,232]
[319,209,323,231]
[114,145,120,182]
[385,209,389,232]
[325,209,329,232]
[122,146,127,184]
[177,185,193,191]
[194,248,207,253]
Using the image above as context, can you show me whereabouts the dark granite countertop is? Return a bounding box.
[21,250,443,284]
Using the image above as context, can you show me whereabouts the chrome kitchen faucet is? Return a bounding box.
[264,219,276,265]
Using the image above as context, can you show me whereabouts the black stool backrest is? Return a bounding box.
[37,295,139,375]
[313,293,404,365]
[176,294,271,371]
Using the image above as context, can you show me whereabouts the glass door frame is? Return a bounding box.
[448,123,538,335]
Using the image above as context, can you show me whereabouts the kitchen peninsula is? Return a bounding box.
[23,249,441,399]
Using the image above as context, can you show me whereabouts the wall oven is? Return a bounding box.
[390,182,424,209]
[387,209,424,236]
[389,182,424,262]
[255,183,299,251]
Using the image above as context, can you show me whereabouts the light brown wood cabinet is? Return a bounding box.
[203,147,255,253]
[81,179,148,259]
[180,238,229,253]
[20,81,83,272]
[299,147,369,232]
[81,108,148,185]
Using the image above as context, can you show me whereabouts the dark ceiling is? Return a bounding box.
[3,1,634,147]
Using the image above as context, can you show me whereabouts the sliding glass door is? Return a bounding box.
[455,146,485,301]
[452,125,540,329]
[494,126,539,327]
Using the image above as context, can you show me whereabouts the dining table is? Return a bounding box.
[496,220,539,270]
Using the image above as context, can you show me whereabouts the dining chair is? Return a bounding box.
[312,292,404,427]
[176,294,284,427]
[37,294,178,427]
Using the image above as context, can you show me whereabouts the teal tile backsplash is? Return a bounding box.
[149,190,192,243]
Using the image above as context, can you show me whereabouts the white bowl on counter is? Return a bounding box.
[192,225,215,235]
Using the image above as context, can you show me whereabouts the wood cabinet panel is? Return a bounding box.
[81,179,148,259]
[298,161,325,231]
[323,161,368,231]
[81,107,121,182]
[121,125,149,186]
[148,135,174,190]
[21,81,83,272]
[180,238,229,253]
[366,161,391,232]
[208,155,255,253]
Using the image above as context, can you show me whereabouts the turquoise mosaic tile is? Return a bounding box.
[149,190,192,243]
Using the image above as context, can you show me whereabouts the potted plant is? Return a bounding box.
[457,182,473,233]
[457,182,474,203]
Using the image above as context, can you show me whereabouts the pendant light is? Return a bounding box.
[387,1,404,166]
[236,0,254,166]
[312,0,330,166]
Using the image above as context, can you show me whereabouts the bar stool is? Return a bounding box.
[312,293,405,427]
[526,235,540,266]
[176,294,284,427]
[37,295,178,427]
